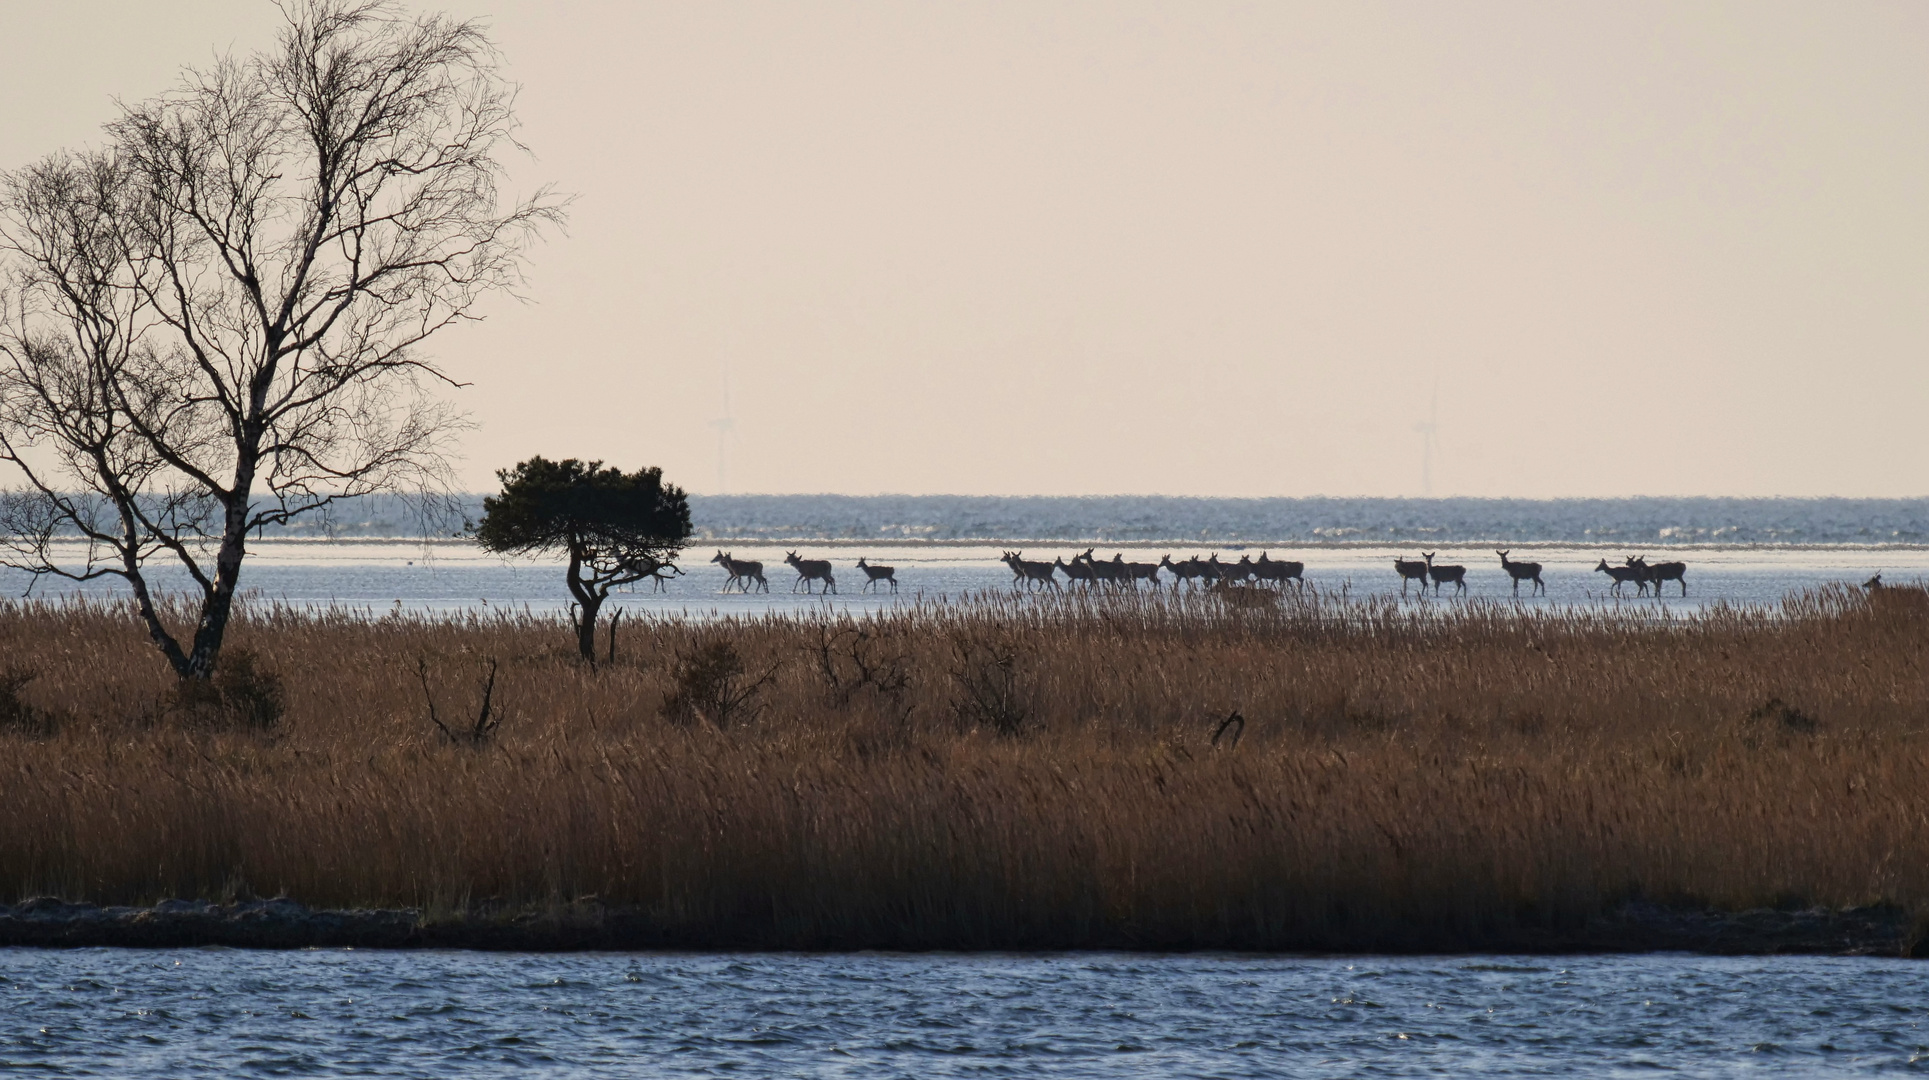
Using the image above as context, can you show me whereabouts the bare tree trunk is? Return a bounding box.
[565,547,605,663]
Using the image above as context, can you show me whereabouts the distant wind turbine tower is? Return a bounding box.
[1414,381,1439,497]
[709,369,736,494]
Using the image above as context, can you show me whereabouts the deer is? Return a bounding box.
[711,550,768,593]
[1423,552,1467,596]
[1627,555,1687,597]
[784,551,837,594]
[1594,558,1645,596]
[1865,572,1929,618]
[1054,555,1098,588]
[1078,548,1125,587]
[1002,551,1058,591]
[645,562,684,593]
[854,557,897,593]
[1252,552,1305,589]
[1209,553,1252,584]
[1159,554,1209,589]
[1393,555,1430,595]
[1495,550,1545,596]
[1111,553,1162,587]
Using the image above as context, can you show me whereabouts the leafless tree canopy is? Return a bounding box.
[0,0,564,678]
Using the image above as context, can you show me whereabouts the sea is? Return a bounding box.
[2,950,1924,1077]
[6,496,1928,1076]
[11,495,1926,617]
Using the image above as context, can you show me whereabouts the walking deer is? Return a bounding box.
[1054,555,1097,588]
[1628,556,1687,597]
[1496,550,1545,596]
[855,557,898,593]
[1423,552,1467,596]
[1159,555,1209,588]
[784,551,837,594]
[1252,552,1304,589]
[646,562,684,593]
[1209,554,1252,584]
[1393,556,1430,595]
[1002,551,1058,590]
[711,550,768,593]
[1594,558,1644,596]
[1111,553,1161,587]
[1078,549,1125,587]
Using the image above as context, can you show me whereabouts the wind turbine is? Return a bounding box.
[708,367,736,494]
[1414,380,1439,497]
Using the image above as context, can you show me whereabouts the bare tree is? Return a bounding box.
[0,0,563,678]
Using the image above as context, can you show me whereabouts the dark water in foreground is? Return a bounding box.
[3,951,1925,1077]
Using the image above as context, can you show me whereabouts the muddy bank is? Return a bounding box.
[1,898,1922,955]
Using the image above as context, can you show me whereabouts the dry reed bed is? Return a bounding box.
[0,586,1924,949]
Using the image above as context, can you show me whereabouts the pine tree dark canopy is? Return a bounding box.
[476,457,691,660]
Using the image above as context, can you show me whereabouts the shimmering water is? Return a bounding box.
[2,950,1925,1077]
[10,539,1924,619]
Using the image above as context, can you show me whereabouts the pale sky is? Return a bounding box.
[5,2,1927,497]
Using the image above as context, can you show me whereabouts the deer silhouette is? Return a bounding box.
[1593,558,1644,596]
[646,562,684,593]
[1111,553,1161,587]
[1054,555,1098,588]
[1423,552,1467,596]
[1252,552,1304,590]
[784,551,837,594]
[711,550,767,593]
[1160,555,1209,589]
[1210,554,1252,584]
[855,557,897,593]
[1496,550,1544,596]
[1002,551,1058,590]
[1627,556,1686,598]
[1393,556,1430,595]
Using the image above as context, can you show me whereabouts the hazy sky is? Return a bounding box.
[6,2,1927,497]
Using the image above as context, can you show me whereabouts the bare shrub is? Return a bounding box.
[949,634,1029,736]
[811,624,913,717]
[416,657,504,746]
[662,638,776,729]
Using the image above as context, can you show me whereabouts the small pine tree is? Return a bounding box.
[474,457,691,661]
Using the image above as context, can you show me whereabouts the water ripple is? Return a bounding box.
[3,951,1928,1076]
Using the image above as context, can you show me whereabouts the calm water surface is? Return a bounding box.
[2,950,1925,1077]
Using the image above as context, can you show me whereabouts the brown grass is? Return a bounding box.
[1,585,1925,949]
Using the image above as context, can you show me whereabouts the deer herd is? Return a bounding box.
[704,547,1695,598]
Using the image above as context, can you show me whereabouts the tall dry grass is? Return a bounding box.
[0,585,1924,949]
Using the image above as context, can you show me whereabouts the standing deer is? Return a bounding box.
[711,550,768,593]
[1864,572,1929,617]
[1594,558,1644,596]
[1628,556,1687,597]
[784,551,837,593]
[1252,552,1305,589]
[1002,551,1058,590]
[855,557,898,593]
[1496,550,1545,596]
[1423,552,1467,596]
[1393,555,1430,595]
